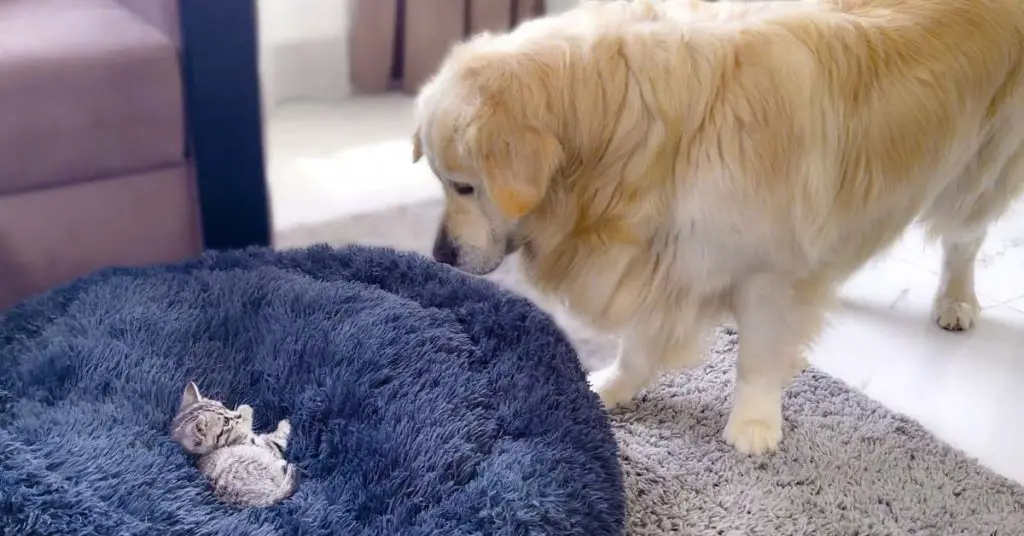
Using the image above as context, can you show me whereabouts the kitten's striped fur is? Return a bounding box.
[170,382,298,508]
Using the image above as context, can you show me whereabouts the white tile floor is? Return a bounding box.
[266,96,1024,485]
[265,96,439,232]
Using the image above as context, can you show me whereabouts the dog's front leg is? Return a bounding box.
[588,333,660,408]
[724,275,821,455]
[589,328,704,408]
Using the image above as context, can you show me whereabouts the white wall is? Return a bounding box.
[257,0,354,114]
[546,0,580,13]
[257,0,577,114]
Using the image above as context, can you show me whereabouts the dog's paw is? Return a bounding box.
[933,296,979,332]
[791,355,810,375]
[587,367,639,408]
[723,414,782,456]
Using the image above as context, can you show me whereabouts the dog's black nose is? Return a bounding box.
[432,228,459,266]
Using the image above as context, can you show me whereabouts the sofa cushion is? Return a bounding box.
[116,0,180,44]
[0,165,200,309]
[0,0,184,195]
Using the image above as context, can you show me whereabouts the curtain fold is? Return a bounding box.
[349,0,546,95]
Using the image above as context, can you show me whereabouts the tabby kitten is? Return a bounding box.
[170,382,299,508]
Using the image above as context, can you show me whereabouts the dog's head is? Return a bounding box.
[413,38,565,275]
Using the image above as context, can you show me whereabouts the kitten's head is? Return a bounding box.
[170,382,249,455]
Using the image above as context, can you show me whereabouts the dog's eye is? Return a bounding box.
[451,182,475,196]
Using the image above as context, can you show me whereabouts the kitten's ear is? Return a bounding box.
[180,381,202,410]
[236,404,254,425]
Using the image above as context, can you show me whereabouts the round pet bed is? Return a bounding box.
[0,245,624,535]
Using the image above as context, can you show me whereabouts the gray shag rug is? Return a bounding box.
[277,200,1024,535]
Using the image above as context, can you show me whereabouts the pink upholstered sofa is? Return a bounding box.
[0,0,202,309]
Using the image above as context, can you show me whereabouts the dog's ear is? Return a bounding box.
[472,104,563,219]
[412,130,424,163]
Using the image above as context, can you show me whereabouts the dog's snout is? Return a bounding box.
[432,228,459,266]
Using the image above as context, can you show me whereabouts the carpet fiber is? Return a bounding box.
[278,201,1024,535]
[0,246,624,535]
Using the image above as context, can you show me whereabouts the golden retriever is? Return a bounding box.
[411,0,1024,455]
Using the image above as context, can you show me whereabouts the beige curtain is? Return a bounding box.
[349,0,545,95]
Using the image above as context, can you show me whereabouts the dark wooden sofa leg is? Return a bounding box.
[180,0,271,249]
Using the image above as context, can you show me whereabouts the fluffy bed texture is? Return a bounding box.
[0,246,624,536]
[278,200,1024,535]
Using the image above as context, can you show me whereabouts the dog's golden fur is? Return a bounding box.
[413,0,1024,454]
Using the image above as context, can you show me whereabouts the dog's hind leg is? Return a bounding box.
[933,231,986,331]
[928,142,1024,331]
[724,274,826,455]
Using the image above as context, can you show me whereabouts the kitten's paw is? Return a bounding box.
[933,296,979,332]
[237,404,254,423]
[276,419,291,436]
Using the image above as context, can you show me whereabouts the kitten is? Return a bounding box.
[170,381,299,508]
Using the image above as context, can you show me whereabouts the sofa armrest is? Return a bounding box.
[116,0,180,45]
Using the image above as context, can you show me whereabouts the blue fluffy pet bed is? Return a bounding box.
[0,246,624,535]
